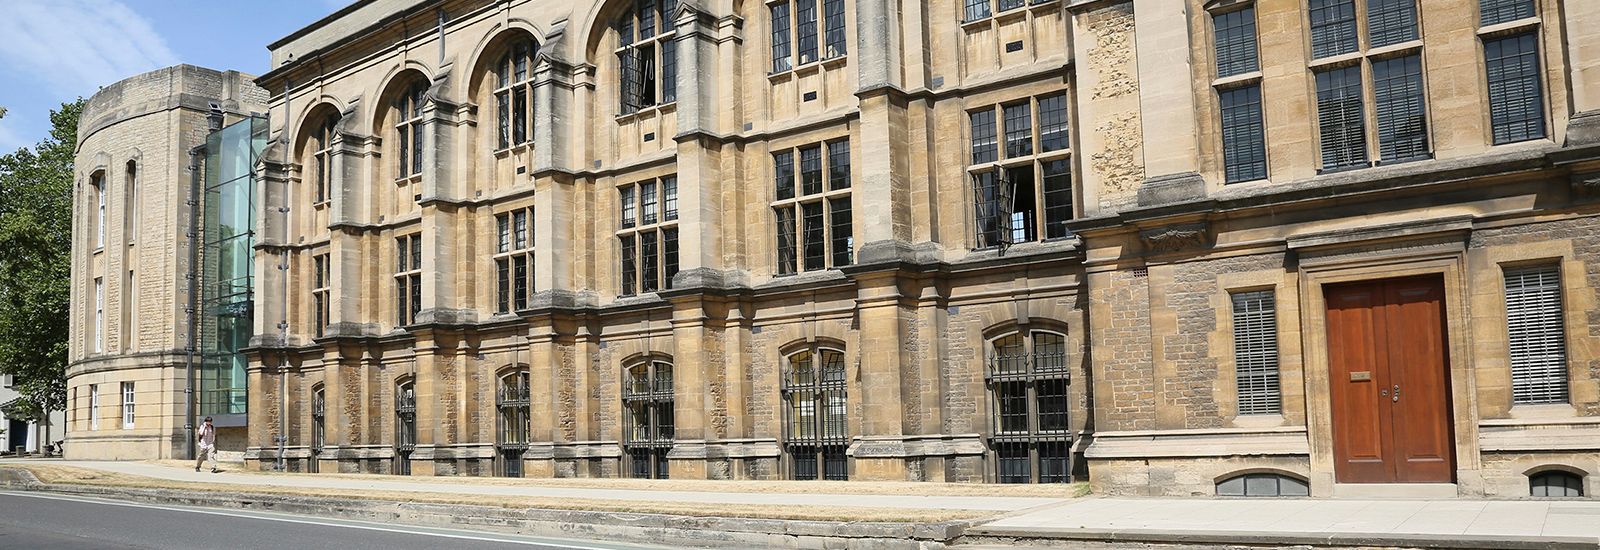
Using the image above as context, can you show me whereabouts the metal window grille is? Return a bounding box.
[1367,0,1418,48]
[1530,471,1584,497]
[620,235,637,295]
[775,150,796,200]
[1504,265,1568,405]
[1213,7,1259,78]
[641,230,660,292]
[1373,54,1430,162]
[827,140,851,190]
[1037,94,1070,153]
[1003,102,1033,159]
[1220,85,1267,183]
[1480,0,1534,26]
[497,370,531,477]
[771,3,792,72]
[970,109,998,164]
[310,387,325,472]
[782,348,849,480]
[395,381,417,475]
[823,0,846,58]
[1041,159,1073,239]
[1315,66,1369,170]
[624,360,674,479]
[1485,32,1546,144]
[776,206,797,274]
[796,0,818,64]
[964,0,991,22]
[1308,0,1358,59]
[800,145,823,195]
[829,198,852,267]
[1232,290,1281,415]
[986,330,1071,484]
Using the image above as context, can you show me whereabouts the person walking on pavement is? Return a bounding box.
[195,416,218,473]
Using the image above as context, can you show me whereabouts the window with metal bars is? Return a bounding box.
[311,114,338,203]
[1373,54,1429,162]
[1367,0,1418,48]
[969,93,1073,248]
[616,0,676,115]
[1503,265,1568,405]
[624,358,674,479]
[774,140,852,274]
[310,385,325,473]
[394,379,417,475]
[617,176,679,295]
[495,207,535,313]
[783,346,849,480]
[312,253,330,337]
[1484,32,1546,145]
[1315,66,1369,171]
[1480,0,1534,27]
[986,329,1071,484]
[1219,85,1268,182]
[1231,290,1281,415]
[1308,0,1357,59]
[495,39,538,150]
[1213,7,1258,78]
[497,368,531,477]
[394,234,422,326]
[771,0,846,73]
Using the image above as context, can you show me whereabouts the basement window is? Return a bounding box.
[1529,471,1584,497]
[1217,473,1309,497]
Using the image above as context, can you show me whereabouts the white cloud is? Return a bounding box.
[0,0,179,97]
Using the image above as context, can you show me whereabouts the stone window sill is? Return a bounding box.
[1478,16,1541,38]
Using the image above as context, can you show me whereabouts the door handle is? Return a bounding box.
[1392,384,1400,403]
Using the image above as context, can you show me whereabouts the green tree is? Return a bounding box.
[0,100,82,425]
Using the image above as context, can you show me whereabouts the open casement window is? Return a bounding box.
[616,0,678,115]
[773,140,853,275]
[782,346,848,480]
[623,358,674,479]
[495,207,536,313]
[311,114,338,203]
[969,94,1073,250]
[617,177,679,296]
[986,329,1071,484]
[495,39,539,150]
[496,369,532,477]
[1504,265,1568,405]
[310,386,325,473]
[394,380,417,475]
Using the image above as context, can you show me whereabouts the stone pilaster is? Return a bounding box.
[1132,0,1204,206]
[1563,2,1600,145]
[853,271,908,480]
[253,153,292,348]
[670,298,711,479]
[410,331,441,476]
[525,320,558,477]
[671,4,730,286]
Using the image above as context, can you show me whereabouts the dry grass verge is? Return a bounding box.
[9,464,999,523]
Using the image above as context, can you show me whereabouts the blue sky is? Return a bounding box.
[0,0,350,153]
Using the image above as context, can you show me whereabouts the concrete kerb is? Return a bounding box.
[958,526,1600,550]
[0,467,973,550]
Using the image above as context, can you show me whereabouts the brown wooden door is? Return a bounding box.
[1325,276,1454,484]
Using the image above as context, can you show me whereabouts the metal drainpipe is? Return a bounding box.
[184,136,207,462]
[276,91,292,473]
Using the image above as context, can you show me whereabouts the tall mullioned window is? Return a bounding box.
[987,329,1071,484]
[1213,6,1258,78]
[771,0,846,73]
[312,253,330,337]
[624,357,674,479]
[1308,0,1357,59]
[495,39,538,150]
[1212,6,1267,183]
[495,207,535,312]
[394,234,422,326]
[970,93,1073,249]
[1231,290,1281,415]
[1504,265,1567,405]
[1484,32,1546,145]
[311,114,338,203]
[774,140,852,274]
[782,346,848,480]
[1306,1,1429,170]
[497,368,531,477]
[618,176,679,295]
[617,0,678,114]
[394,80,427,181]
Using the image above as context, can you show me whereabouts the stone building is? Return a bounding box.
[67,65,268,460]
[223,0,1599,498]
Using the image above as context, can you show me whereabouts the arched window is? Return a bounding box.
[616,0,678,114]
[311,114,338,203]
[781,346,848,480]
[309,384,325,473]
[986,328,1071,483]
[495,39,538,150]
[1530,470,1584,497]
[496,367,532,477]
[623,357,674,479]
[1216,472,1309,496]
[394,378,417,475]
[392,79,428,203]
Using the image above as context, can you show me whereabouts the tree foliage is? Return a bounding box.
[0,99,82,417]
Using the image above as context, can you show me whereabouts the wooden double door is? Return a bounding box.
[1325,276,1455,483]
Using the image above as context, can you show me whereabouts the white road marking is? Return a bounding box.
[0,490,657,550]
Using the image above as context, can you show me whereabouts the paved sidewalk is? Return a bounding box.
[976,497,1600,546]
[6,460,1062,512]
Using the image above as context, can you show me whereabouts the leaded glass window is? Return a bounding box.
[774,140,852,274]
[617,0,676,115]
[617,176,679,295]
[970,93,1074,247]
[494,207,535,313]
[494,39,538,150]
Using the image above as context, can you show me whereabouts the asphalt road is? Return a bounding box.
[0,490,687,550]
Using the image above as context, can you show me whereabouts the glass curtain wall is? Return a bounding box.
[198,116,266,419]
